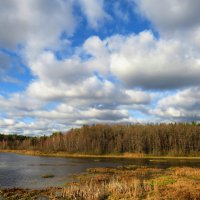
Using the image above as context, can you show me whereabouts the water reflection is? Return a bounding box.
[0,153,199,189]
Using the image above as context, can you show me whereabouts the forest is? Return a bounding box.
[0,123,200,156]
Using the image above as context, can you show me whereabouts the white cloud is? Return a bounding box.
[0,0,154,135]
[26,38,151,104]
[83,36,110,75]
[2,1,200,135]
[136,0,200,36]
[0,91,144,134]
[0,0,76,50]
[78,0,110,29]
[109,31,200,89]
[152,87,200,121]
[27,75,150,106]
[79,32,200,90]
[0,118,69,135]
[133,0,200,66]
[29,51,90,85]
[0,64,151,135]
[0,119,15,126]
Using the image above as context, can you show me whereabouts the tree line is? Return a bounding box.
[0,123,200,156]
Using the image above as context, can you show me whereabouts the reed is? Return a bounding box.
[62,166,200,200]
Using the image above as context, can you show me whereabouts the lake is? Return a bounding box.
[0,152,199,189]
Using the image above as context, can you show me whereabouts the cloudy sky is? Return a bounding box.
[0,0,200,135]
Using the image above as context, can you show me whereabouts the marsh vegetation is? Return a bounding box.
[1,166,200,200]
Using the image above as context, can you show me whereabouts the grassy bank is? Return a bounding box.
[0,149,200,160]
[1,166,200,199]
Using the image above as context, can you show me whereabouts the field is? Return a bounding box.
[1,166,200,200]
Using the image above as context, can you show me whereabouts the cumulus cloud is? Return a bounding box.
[29,51,91,85]
[0,0,110,51]
[0,0,76,50]
[2,0,200,135]
[26,71,150,106]
[78,32,200,90]
[0,94,44,117]
[109,32,200,89]
[0,61,151,134]
[78,0,110,29]
[133,0,200,62]
[32,107,129,122]
[136,0,200,36]
[152,87,200,121]
[83,36,110,75]
[0,118,69,135]
[0,89,145,134]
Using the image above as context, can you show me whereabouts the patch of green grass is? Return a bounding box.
[150,176,176,187]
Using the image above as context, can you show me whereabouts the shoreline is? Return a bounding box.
[0,149,200,160]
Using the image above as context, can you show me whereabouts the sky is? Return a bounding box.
[1,0,200,135]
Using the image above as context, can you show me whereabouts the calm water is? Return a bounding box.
[0,153,199,189]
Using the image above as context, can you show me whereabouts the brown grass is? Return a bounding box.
[62,166,200,200]
[171,167,200,178]
[1,149,200,160]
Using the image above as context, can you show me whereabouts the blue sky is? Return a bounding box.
[1,0,200,135]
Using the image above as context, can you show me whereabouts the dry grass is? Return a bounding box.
[171,167,200,178]
[62,166,200,200]
[1,149,200,159]
[0,187,63,200]
[1,166,200,200]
